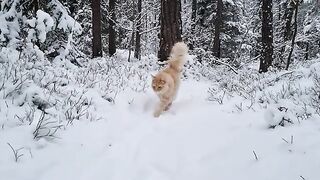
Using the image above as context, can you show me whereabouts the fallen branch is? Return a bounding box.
[252,150,259,161]
[7,143,24,162]
[213,58,238,74]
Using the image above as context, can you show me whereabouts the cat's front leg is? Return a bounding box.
[153,109,162,117]
[154,98,171,117]
[154,102,165,117]
[153,103,165,117]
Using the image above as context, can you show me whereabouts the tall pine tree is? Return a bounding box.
[159,0,182,61]
[92,0,102,58]
[108,0,116,56]
[259,0,273,73]
[212,0,223,58]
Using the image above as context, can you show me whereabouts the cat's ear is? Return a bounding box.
[151,74,155,79]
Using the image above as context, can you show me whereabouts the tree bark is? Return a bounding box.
[108,0,116,56]
[259,0,273,73]
[158,0,182,62]
[128,30,134,62]
[92,0,102,58]
[286,2,299,70]
[33,0,38,16]
[283,1,295,42]
[212,0,223,58]
[134,0,142,59]
[305,43,309,61]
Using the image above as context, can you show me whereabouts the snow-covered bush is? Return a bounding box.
[0,0,159,138]
[207,59,320,128]
[184,48,239,81]
[27,10,55,43]
[0,0,82,65]
[0,47,155,139]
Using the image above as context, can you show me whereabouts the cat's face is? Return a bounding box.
[152,76,167,93]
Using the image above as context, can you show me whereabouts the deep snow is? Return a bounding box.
[1,79,320,180]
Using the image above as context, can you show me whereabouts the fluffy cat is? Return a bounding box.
[152,42,189,117]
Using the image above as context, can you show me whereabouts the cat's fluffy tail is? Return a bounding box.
[168,42,189,71]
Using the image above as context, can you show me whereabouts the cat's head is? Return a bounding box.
[151,74,168,93]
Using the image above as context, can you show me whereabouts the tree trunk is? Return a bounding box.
[108,0,116,56]
[283,1,295,42]
[278,1,281,21]
[92,0,102,58]
[305,43,309,61]
[134,0,142,59]
[278,0,294,65]
[158,0,182,62]
[128,30,135,62]
[286,2,299,70]
[259,0,273,73]
[33,0,38,16]
[212,0,223,58]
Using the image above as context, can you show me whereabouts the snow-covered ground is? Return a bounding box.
[1,0,320,179]
[1,78,320,180]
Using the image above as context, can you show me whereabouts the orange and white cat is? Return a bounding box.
[152,42,189,117]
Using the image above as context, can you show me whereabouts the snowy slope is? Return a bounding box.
[1,79,320,180]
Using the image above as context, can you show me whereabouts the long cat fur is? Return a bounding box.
[151,42,188,117]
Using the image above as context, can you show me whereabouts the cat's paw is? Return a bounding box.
[153,110,161,118]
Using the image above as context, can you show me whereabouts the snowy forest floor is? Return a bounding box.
[1,76,320,180]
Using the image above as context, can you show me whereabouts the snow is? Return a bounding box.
[1,76,320,180]
[35,10,55,43]
[223,0,235,6]
[1,0,320,179]
[26,10,55,43]
[49,0,82,34]
[0,0,21,47]
[304,24,312,34]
